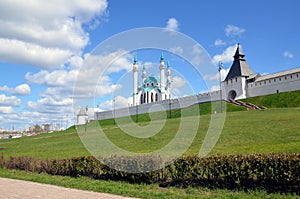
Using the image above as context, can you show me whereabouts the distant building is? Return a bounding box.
[222,44,300,100]
[131,53,171,106]
[77,107,88,125]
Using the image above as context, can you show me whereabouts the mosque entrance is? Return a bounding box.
[228,90,237,99]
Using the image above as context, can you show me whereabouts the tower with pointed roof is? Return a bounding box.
[224,44,254,81]
[222,44,255,99]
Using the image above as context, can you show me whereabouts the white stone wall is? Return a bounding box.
[222,77,247,99]
[77,115,88,125]
[95,90,221,121]
[247,72,300,97]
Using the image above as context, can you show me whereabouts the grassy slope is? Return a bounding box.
[1,90,299,159]
[1,108,299,159]
[241,90,300,108]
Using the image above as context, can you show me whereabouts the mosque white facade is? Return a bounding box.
[132,53,171,106]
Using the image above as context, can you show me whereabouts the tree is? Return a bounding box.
[33,124,42,133]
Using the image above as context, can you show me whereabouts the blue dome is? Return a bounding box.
[144,75,160,84]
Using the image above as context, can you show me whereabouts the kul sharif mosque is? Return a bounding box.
[132,53,172,106]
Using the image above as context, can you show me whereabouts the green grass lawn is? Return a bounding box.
[1,108,299,159]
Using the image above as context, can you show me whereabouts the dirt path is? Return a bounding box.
[0,178,140,199]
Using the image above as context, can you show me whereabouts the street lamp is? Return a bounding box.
[113,97,116,125]
[168,97,172,119]
[136,103,139,123]
[218,61,223,113]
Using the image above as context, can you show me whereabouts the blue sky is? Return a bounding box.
[0,0,299,130]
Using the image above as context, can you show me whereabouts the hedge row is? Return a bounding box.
[0,153,299,194]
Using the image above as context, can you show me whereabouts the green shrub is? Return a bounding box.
[1,154,299,194]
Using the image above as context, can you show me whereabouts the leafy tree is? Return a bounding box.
[33,124,42,133]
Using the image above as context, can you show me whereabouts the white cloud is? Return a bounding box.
[0,39,72,69]
[169,46,183,54]
[225,25,245,37]
[165,18,179,32]
[283,51,294,59]
[0,106,14,114]
[14,84,31,96]
[210,85,220,92]
[91,50,133,74]
[0,83,31,96]
[191,44,205,66]
[73,50,132,98]
[68,55,84,70]
[98,95,129,110]
[204,68,230,82]
[214,39,226,46]
[25,70,78,87]
[0,0,108,69]
[171,76,187,96]
[24,50,132,122]
[212,45,237,65]
[27,97,73,114]
[0,94,21,106]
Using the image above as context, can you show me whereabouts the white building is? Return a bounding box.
[132,53,171,106]
[77,107,88,125]
[222,44,300,100]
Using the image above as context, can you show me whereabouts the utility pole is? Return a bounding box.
[136,104,139,123]
[113,97,116,125]
[218,61,223,113]
[169,98,172,118]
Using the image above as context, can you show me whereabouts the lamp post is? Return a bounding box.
[218,61,223,113]
[136,103,138,123]
[168,97,172,119]
[113,97,116,125]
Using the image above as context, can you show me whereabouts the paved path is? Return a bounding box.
[0,178,140,199]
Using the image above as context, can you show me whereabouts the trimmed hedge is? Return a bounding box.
[0,154,299,194]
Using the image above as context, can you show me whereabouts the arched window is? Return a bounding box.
[151,93,154,102]
[155,93,158,101]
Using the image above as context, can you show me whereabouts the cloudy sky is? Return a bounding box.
[0,0,299,130]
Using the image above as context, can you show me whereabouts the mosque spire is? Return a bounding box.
[133,55,138,105]
[166,61,171,90]
[142,64,147,84]
[159,52,165,94]
[133,55,138,64]
[160,52,164,61]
